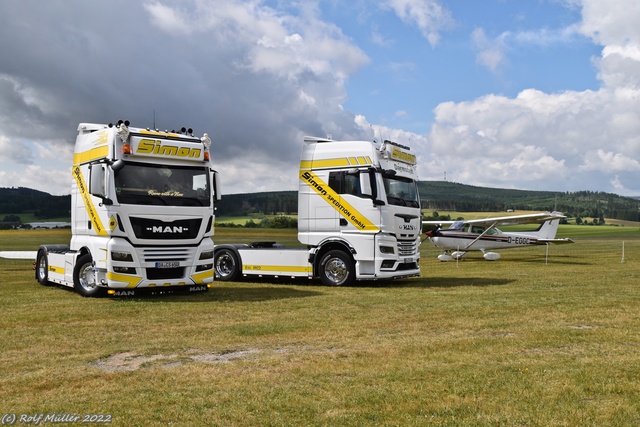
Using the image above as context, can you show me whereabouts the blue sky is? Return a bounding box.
[337,1,601,133]
[1,0,639,197]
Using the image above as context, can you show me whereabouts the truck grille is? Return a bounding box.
[142,247,195,263]
[141,247,194,281]
[397,239,418,257]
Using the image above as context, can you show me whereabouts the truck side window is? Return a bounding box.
[328,171,362,197]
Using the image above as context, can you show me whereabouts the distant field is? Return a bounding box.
[216,214,297,226]
[1,227,640,425]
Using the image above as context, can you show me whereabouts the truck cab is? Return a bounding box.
[36,121,220,297]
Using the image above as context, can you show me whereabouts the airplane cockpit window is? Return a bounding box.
[450,221,465,230]
[471,226,485,234]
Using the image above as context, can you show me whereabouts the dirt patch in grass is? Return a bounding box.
[90,348,261,372]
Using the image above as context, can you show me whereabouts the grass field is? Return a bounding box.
[1,225,640,426]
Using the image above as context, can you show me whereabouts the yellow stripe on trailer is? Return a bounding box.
[48,265,64,275]
[243,265,313,273]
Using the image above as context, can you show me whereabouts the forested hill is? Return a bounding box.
[2,183,639,222]
[215,182,639,221]
[0,187,70,219]
[418,181,639,221]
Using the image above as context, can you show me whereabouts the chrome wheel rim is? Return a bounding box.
[215,253,235,278]
[78,263,97,291]
[325,257,347,285]
[38,257,47,281]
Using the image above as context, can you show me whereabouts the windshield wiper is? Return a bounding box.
[387,196,406,206]
[178,197,207,206]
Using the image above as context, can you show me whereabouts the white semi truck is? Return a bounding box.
[35,121,220,297]
[214,136,421,286]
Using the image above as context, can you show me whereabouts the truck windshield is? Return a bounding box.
[115,162,210,206]
[382,175,420,208]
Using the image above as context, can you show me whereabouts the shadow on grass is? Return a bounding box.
[219,275,516,289]
[119,286,324,303]
[355,276,515,289]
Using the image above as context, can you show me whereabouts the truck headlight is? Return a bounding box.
[111,251,134,262]
[380,246,395,254]
[199,250,214,260]
[113,266,136,274]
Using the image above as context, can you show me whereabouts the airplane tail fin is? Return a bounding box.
[535,211,562,239]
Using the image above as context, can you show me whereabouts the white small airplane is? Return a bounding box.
[422,211,574,261]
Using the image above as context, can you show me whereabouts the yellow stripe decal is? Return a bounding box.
[300,158,351,170]
[73,146,109,165]
[107,272,143,288]
[299,170,379,232]
[48,265,64,274]
[191,270,213,284]
[72,165,108,236]
[243,265,313,273]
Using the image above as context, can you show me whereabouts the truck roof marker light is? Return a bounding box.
[122,143,132,155]
[203,151,210,161]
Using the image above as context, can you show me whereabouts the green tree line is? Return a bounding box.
[2,183,639,225]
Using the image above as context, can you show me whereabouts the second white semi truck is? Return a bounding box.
[214,136,422,286]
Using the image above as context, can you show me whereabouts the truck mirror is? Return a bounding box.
[111,159,125,172]
[360,171,372,197]
[89,164,106,198]
[212,170,222,201]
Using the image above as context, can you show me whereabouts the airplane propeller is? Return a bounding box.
[422,225,441,242]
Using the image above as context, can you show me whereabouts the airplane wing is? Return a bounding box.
[538,238,574,244]
[423,212,565,228]
[0,251,37,259]
[422,220,456,225]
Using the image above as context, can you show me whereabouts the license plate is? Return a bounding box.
[156,261,179,268]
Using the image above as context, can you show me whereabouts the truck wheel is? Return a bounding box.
[73,254,104,297]
[319,250,354,286]
[214,249,240,281]
[35,250,51,286]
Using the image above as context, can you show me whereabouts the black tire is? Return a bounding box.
[318,250,355,286]
[35,250,51,286]
[73,254,105,297]
[214,248,240,281]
